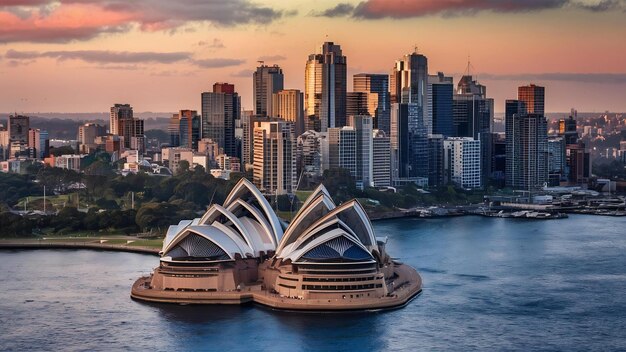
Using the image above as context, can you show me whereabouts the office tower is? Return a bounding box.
[110,104,144,149]
[304,41,347,132]
[427,72,453,137]
[548,136,566,185]
[254,64,284,117]
[172,110,200,150]
[78,123,106,147]
[390,50,428,130]
[28,128,49,159]
[428,134,445,187]
[490,132,506,187]
[348,115,373,190]
[372,129,391,188]
[566,144,591,185]
[518,84,545,115]
[253,120,296,195]
[168,115,181,147]
[241,110,255,170]
[505,113,548,190]
[347,92,377,119]
[559,111,579,145]
[271,89,305,136]
[8,114,29,143]
[443,137,481,189]
[328,127,357,180]
[296,130,327,183]
[390,103,429,185]
[201,83,240,157]
[453,75,494,186]
[353,73,390,132]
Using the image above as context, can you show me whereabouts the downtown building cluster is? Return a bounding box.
[2,41,592,193]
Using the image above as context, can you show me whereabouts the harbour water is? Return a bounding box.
[1,214,625,351]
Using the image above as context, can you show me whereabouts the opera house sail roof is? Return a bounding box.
[132,178,422,310]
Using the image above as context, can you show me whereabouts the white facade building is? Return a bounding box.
[443,137,481,189]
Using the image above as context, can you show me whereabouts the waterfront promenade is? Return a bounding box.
[0,238,160,255]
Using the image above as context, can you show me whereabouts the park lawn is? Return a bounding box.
[127,239,164,249]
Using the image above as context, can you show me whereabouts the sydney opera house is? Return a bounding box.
[131,178,421,310]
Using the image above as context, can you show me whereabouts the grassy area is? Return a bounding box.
[15,193,91,212]
[126,239,164,249]
[295,190,313,202]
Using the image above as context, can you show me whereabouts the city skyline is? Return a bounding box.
[1,0,625,113]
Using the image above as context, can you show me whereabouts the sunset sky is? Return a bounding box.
[1,0,625,114]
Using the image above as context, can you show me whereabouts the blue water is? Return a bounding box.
[1,214,626,351]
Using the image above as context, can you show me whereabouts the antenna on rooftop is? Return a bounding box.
[257,60,265,66]
[414,44,419,54]
[465,55,473,76]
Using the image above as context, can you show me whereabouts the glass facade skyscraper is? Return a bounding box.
[304,42,347,132]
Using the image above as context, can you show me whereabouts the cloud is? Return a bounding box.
[5,49,245,69]
[191,58,245,68]
[315,0,624,19]
[5,49,190,64]
[230,69,254,77]
[479,72,626,84]
[312,3,355,17]
[257,55,287,62]
[0,0,286,43]
[198,38,225,49]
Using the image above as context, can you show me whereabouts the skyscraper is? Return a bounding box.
[390,103,429,185]
[427,72,453,137]
[390,50,428,129]
[328,126,357,178]
[304,42,347,132]
[372,129,391,188]
[110,104,144,149]
[505,113,548,190]
[253,64,284,117]
[353,73,390,133]
[28,128,49,159]
[518,84,545,116]
[443,137,482,189]
[201,83,240,157]
[452,75,494,186]
[8,114,29,143]
[348,115,373,190]
[252,120,296,195]
[271,89,304,136]
[174,110,201,150]
[346,92,378,120]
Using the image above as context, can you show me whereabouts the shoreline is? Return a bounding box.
[0,240,159,255]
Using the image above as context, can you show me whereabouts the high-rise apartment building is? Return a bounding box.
[254,64,284,117]
[505,113,548,190]
[427,72,453,137]
[201,83,240,157]
[443,137,481,189]
[271,89,304,136]
[353,73,390,133]
[304,42,347,132]
[518,84,545,116]
[253,120,297,195]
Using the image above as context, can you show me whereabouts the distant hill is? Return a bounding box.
[0,113,172,139]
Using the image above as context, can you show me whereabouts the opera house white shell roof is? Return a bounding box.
[160,179,380,265]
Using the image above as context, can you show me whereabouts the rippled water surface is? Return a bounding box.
[1,214,626,351]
